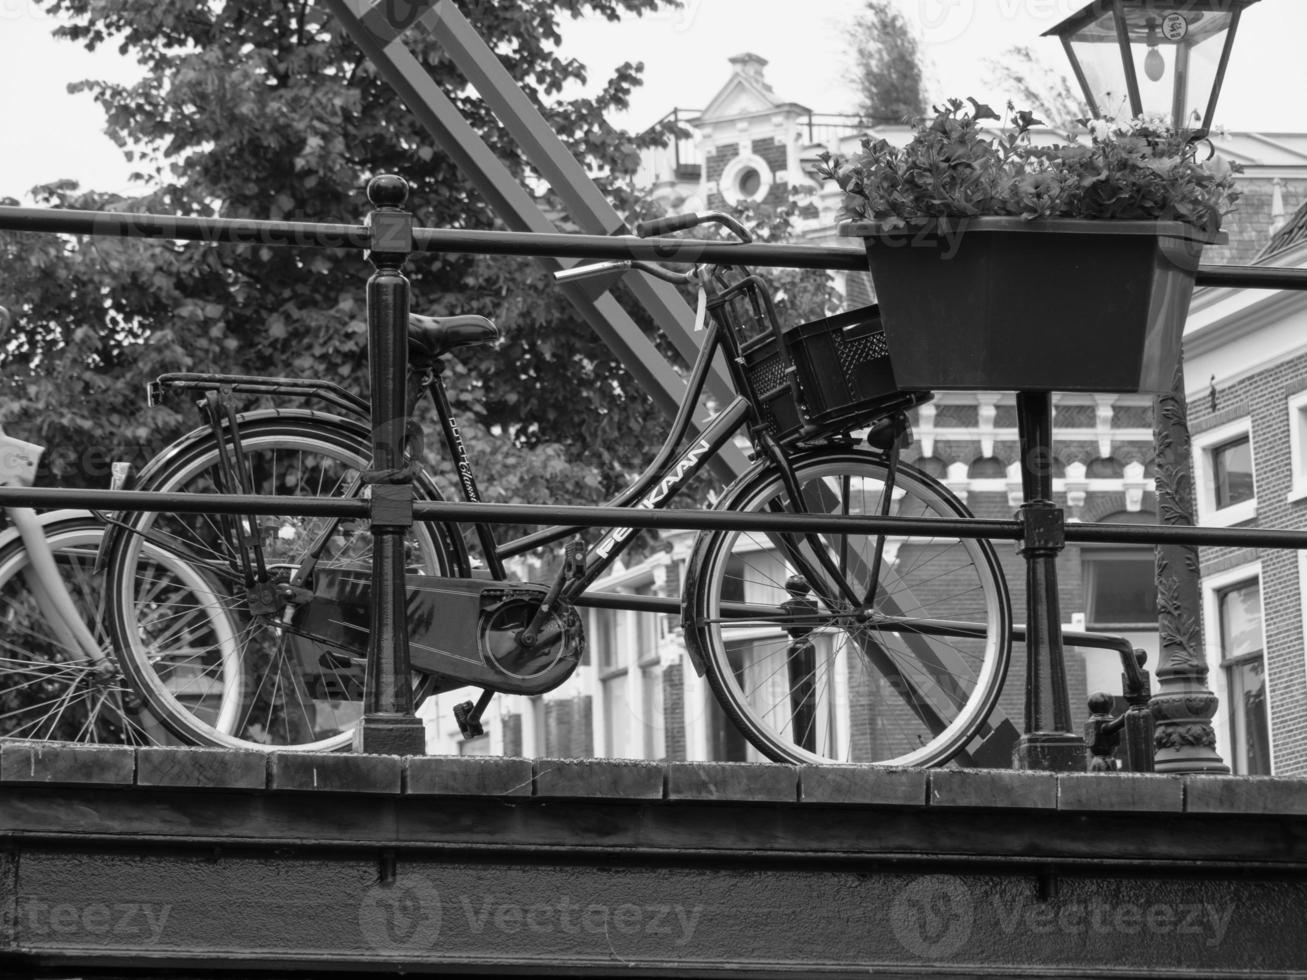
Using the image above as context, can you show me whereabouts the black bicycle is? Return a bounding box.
[96,211,1011,765]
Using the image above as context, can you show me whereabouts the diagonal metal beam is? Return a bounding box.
[415,0,729,388]
[325,0,746,479]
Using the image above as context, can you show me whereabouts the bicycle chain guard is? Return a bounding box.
[296,569,584,696]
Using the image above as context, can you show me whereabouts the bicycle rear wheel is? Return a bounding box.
[0,513,235,745]
[103,415,459,752]
[682,450,1011,767]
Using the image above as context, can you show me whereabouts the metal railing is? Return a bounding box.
[4,189,1307,766]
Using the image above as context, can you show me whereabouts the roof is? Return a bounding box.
[696,53,810,124]
[1256,197,1307,260]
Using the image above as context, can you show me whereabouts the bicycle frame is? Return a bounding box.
[420,309,799,601]
[1,431,106,663]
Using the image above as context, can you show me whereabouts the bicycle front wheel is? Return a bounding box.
[104,416,458,752]
[683,450,1011,767]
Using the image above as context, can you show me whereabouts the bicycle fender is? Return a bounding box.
[126,408,369,487]
[0,508,95,554]
[103,408,472,577]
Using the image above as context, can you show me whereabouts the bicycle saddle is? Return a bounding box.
[407,313,499,360]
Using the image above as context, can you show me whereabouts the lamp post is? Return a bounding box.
[1046,0,1258,773]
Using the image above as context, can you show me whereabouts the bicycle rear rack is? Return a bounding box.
[149,373,369,418]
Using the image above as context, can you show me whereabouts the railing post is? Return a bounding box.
[355,174,426,756]
[1013,391,1088,771]
[1151,355,1228,773]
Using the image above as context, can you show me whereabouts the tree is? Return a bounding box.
[1,0,680,528]
[848,0,928,126]
[984,46,1088,131]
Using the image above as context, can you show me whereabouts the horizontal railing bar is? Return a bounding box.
[1065,520,1307,549]
[0,486,1022,539]
[1192,265,1307,290]
[410,227,867,271]
[4,206,1307,287]
[6,486,1307,549]
[0,206,370,250]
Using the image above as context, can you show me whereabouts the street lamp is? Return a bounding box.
[1046,1,1260,774]
[1044,0,1259,135]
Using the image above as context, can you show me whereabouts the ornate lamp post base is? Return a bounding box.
[1150,687,1229,773]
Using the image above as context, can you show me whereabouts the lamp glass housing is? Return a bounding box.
[1044,1,1256,135]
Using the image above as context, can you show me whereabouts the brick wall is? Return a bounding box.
[751,137,789,208]
[705,142,740,208]
[662,659,686,761]
[545,695,594,758]
[1187,349,1307,774]
[502,712,523,757]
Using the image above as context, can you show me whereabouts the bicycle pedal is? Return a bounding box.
[453,700,485,739]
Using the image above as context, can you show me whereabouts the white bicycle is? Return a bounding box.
[0,306,241,744]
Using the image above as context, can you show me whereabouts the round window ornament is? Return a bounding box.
[717,153,772,205]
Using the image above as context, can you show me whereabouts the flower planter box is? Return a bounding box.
[840,217,1226,394]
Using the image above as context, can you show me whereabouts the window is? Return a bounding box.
[635,583,665,760]
[1286,390,1307,502]
[705,633,844,762]
[1083,549,1156,629]
[596,582,667,760]
[1212,437,1254,510]
[641,664,665,759]
[596,607,629,757]
[1217,580,1271,775]
[717,153,772,205]
[1192,417,1256,526]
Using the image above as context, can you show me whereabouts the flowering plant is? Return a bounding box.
[818,98,1240,233]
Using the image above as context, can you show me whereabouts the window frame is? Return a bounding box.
[1081,546,1158,631]
[1286,389,1307,503]
[1202,561,1274,775]
[1191,416,1257,526]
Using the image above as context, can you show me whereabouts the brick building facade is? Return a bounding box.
[420,55,1307,775]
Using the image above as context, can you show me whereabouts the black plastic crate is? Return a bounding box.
[741,333,803,442]
[708,274,803,442]
[785,305,900,431]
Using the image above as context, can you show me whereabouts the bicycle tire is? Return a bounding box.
[682,449,1011,767]
[103,413,462,752]
[0,513,236,745]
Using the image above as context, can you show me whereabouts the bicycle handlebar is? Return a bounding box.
[553,212,754,289]
[552,259,691,287]
[634,210,753,244]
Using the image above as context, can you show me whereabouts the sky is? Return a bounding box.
[1,0,1306,202]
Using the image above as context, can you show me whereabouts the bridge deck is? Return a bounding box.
[1,742,1305,977]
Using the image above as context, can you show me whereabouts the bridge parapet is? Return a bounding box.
[1,743,1305,977]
